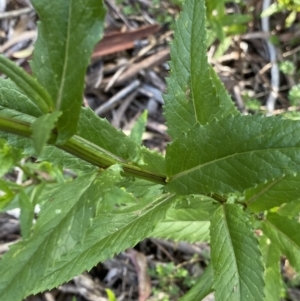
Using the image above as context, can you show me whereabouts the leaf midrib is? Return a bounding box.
[171,146,300,180]
[190,0,207,125]
[222,206,242,299]
[32,193,175,294]
[190,0,199,124]
[2,176,95,297]
[246,178,281,206]
[56,2,72,110]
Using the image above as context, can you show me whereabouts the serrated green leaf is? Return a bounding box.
[0,56,52,113]
[32,111,61,156]
[0,171,174,300]
[78,108,166,176]
[210,204,264,301]
[123,178,163,202]
[138,146,166,177]
[167,115,300,195]
[179,263,213,301]
[277,200,300,218]
[41,145,96,172]
[104,186,137,208]
[151,195,215,242]
[209,65,234,104]
[262,212,300,272]
[164,0,238,139]
[0,78,41,117]
[0,171,102,299]
[245,174,300,213]
[151,219,210,243]
[76,107,142,163]
[130,110,148,145]
[172,195,217,220]
[260,236,283,301]
[34,194,173,294]
[30,0,106,143]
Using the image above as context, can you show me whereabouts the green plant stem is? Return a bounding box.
[0,114,229,202]
[0,113,166,184]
